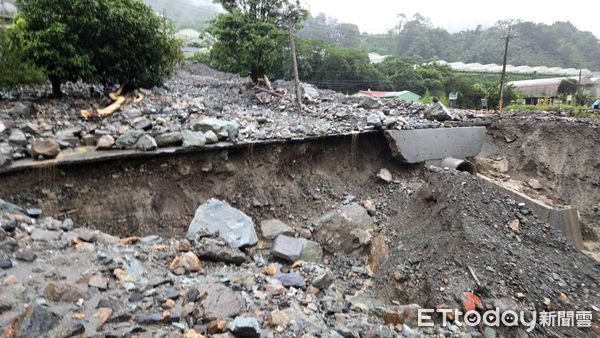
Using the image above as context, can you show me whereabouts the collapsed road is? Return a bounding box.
[0,63,599,337]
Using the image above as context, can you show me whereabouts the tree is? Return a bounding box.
[0,19,45,90]
[16,0,181,97]
[207,0,306,83]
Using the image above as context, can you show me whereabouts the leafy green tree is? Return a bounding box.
[92,0,182,90]
[207,0,306,83]
[16,0,181,97]
[0,19,45,90]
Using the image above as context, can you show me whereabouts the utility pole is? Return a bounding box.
[288,21,303,112]
[575,68,582,106]
[498,25,515,111]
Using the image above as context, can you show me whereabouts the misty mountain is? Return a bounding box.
[143,0,219,31]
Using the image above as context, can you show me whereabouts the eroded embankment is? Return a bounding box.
[0,132,420,238]
[477,117,600,240]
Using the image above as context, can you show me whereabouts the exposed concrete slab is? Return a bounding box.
[0,131,379,175]
[478,174,584,250]
[384,127,486,163]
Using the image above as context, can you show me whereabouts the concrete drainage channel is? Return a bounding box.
[1,127,598,337]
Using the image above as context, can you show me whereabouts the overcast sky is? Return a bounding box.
[301,0,600,38]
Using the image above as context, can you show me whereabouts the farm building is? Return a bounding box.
[508,76,600,105]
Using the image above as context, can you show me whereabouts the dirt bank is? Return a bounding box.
[477,116,600,242]
[0,132,420,238]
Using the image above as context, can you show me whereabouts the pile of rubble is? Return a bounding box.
[1,169,598,337]
[0,62,478,168]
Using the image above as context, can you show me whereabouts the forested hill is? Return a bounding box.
[143,0,218,31]
[300,14,600,71]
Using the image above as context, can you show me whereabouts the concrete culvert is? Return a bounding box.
[442,157,477,174]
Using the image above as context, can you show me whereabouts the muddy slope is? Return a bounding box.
[374,171,600,337]
[479,117,600,239]
[0,132,420,238]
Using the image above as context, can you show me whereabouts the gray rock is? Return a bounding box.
[61,218,74,231]
[261,219,294,240]
[7,102,32,118]
[15,249,36,262]
[32,139,60,159]
[31,228,61,241]
[383,117,397,128]
[192,118,240,140]
[116,130,144,148]
[61,323,85,338]
[359,96,381,110]
[182,130,206,147]
[0,154,11,168]
[312,203,375,253]
[43,282,89,302]
[312,269,335,289]
[227,316,261,338]
[134,134,157,151]
[13,304,59,338]
[96,135,115,150]
[299,239,323,262]
[377,168,393,183]
[272,235,304,262]
[195,237,247,264]
[187,199,257,248]
[199,282,246,320]
[155,132,183,147]
[134,118,153,131]
[424,102,453,121]
[0,258,12,269]
[0,120,6,133]
[367,113,382,128]
[301,83,319,101]
[8,129,27,146]
[274,272,306,288]
[89,275,108,290]
[134,312,165,324]
[204,130,219,144]
[26,208,42,217]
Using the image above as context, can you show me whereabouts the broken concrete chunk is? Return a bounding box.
[186,199,257,248]
[272,235,304,262]
[312,203,375,254]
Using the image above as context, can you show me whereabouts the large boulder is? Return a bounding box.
[186,199,257,248]
[312,203,374,254]
[32,139,60,159]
